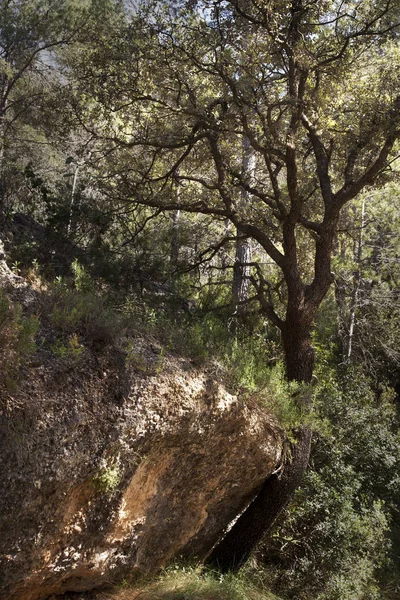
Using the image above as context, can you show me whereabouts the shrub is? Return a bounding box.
[47,281,125,348]
[50,333,84,361]
[71,259,94,293]
[256,365,400,600]
[0,291,39,392]
[93,465,121,493]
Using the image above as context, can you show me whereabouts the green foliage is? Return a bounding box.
[119,295,307,433]
[50,291,92,331]
[93,464,121,493]
[260,364,308,436]
[71,259,94,293]
[258,365,400,600]
[50,333,83,361]
[124,338,166,375]
[0,291,39,391]
[1,0,400,594]
[48,278,124,347]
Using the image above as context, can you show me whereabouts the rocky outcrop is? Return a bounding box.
[0,273,283,600]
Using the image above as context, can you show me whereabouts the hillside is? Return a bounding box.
[0,259,283,600]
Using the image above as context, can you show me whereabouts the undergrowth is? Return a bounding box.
[1,257,307,436]
[98,565,281,600]
[0,290,39,392]
[120,298,306,433]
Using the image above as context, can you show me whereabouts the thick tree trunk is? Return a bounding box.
[282,321,315,383]
[205,325,313,573]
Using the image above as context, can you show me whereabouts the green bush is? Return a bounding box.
[257,365,400,600]
[0,291,39,391]
[47,280,125,347]
[71,259,94,293]
[50,333,84,361]
[93,464,121,493]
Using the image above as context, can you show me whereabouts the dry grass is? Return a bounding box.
[91,567,281,600]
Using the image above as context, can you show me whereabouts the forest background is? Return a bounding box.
[1,0,400,598]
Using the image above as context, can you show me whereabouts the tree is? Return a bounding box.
[0,0,124,220]
[334,185,400,381]
[231,136,255,313]
[257,366,400,600]
[67,0,400,571]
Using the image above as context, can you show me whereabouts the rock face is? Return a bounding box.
[0,278,283,600]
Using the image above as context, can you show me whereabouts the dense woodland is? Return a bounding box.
[1,0,400,598]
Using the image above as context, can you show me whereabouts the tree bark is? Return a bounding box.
[232,136,256,313]
[282,321,315,384]
[67,164,80,236]
[205,325,314,573]
[232,236,252,310]
[0,104,6,215]
[346,200,366,363]
[170,209,181,268]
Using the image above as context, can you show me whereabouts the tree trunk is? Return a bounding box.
[205,325,314,572]
[231,136,255,313]
[232,236,252,310]
[346,200,366,363]
[67,164,80,236]
[0,109,6,215]
[282,321,315,384]
[170,209,180,268]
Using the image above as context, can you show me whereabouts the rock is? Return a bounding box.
[0,281,283,600]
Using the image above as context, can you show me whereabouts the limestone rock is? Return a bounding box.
[0,281,282,600]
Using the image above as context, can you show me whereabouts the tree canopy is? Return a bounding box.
[1,0,400,596]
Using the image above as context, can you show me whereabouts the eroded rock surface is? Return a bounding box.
[0,276,283,600]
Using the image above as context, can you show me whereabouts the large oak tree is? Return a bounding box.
[70,0,400,571]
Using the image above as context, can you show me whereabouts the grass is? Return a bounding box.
[95,566,282,600]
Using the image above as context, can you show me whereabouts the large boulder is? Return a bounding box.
[0,329,282,600]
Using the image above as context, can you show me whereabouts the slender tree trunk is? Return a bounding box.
[170,209,180,268]
[0,106,6,216]
[232,236,252,309]
[334,275,348,363]
[170,174,182,271]
[232,136,256,312]
[332,208,350,361]
[0,72,9,218]
[0,138,4,218]
[221,218,231,271]
[205,324,314,572]
[67,164,79,236]
[346,200,366,362]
